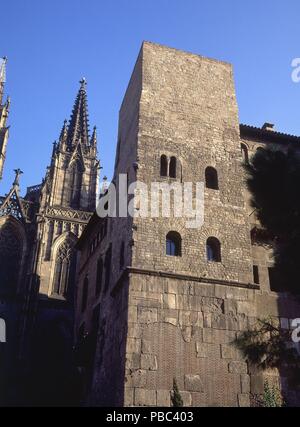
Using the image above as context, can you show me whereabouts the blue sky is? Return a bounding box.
[1,0,300,193]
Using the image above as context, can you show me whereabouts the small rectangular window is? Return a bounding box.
[253,265,259,284]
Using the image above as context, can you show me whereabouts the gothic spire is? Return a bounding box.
[67,78,89,147]
[0,57,7,105]
[0,57,9,181]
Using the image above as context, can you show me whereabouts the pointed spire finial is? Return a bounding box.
[0,57,7,83]
[67,79,90,147]
[79,77,87,88]
[59,119,68,143]
[0,57,7,105]
[90,125,97,147]
[13,168,23,187]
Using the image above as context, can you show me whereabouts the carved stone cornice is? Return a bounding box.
[42,206,93,224]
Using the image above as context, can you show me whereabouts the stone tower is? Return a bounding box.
[75,42,300,407]
[0,57,10,181]
[75,42,255,406]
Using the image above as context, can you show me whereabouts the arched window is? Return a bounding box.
[0,221,23,296]
[205,167,219,190]
[120,241,125,269]
[166,231,181,256]
[241,143,249,164]
[71,161,83,209]
[52,238,76,298]
[160,155,168,177]
[169,156,177,178]
[64,161,83,209]
[81,277,89,312]
[206,237,221,262]
[96,258,103,296]
[104,245,112,292]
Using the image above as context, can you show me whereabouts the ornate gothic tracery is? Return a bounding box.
[52,238,76,298]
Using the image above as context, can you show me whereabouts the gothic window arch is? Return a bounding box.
[0,220,24,296]
[71,160,83,209]
[52,237,76,298]
[65,160,83,209]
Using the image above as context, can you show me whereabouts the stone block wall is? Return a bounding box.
[124,273,255,407]
[80,42,300,407]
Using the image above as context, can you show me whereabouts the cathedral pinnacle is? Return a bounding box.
[67,79,90,147]
[90,126,97,146]
[0,57,8,105]
[80,77,87,88]
[13,168,23,187]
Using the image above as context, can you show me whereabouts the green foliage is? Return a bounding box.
[261,381,284,407]
[235,319,300,369]
[245,147,300,294]
[171,378,183,407]
[234,318,300,387]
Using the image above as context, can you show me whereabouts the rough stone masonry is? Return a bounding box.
[75,42,300,407]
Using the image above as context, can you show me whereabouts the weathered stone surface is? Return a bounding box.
[179,391,192,407]
[203,328,236,344]
[161,308,178,325]
[135,389,157,406]
[126,338,141,354]
[163,293,176,309]
[211,314,227,330]
[141,354,158,371]
[203,312,212,328]
[237,301,256,317]
[124,388,134,406]
[241,374,250,394]
[228,361,248,374]
[184,374,204,392]
[126,353,141,370]
[181,326,192,343]
[224,299,238,315]
[126,369,147,387]
[157,390,171,406]
[221,344,234,359]
[141,339,152,354]
[179,310,201,327]
[238,394,250,407]
[250,374,264,394]
[196,342,220,359]
[138,307,158,323]
[127,323,142,339]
